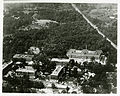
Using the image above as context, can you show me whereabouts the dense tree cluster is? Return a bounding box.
[3,3,117,94]
[75,3,117,44]
[3,73,45,93]
[3,3,117,64]
[56,59,116,94]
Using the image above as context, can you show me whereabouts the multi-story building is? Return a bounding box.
[66,49,106,64]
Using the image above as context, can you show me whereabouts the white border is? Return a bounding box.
[4,0,118,3]
[1,0,120,96]
[0,0,3,95]
[117,0,120,95]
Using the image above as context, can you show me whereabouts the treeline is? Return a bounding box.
[75,3,117,45]
[4,10,33,35]
[86,16,117,45]
[3,3,117,64]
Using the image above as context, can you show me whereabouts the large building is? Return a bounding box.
[66,49,106,64]
[66,49,102,59]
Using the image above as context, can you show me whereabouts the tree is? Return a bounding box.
[69,59,75,68]
[91,56,95,62]
[51,83,57,89]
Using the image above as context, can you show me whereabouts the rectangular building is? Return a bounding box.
[13,54,34,61]
[50,65,64,79]
[66,49,103,60]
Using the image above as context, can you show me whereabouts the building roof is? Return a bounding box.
[51,65,64,76]
[16,67,35,73]
[67,49,103,57]
[29,46,40,55]
[35,19,58,24]
[51,58,69,63]
[13,54,34,59]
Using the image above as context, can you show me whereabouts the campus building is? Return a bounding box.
[13,54,34,61]
[67,49,102,59]
[66,49,106,64]
[50,65,64,80]
[16,66,35,79]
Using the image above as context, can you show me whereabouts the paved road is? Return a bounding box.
[3,61,13,69]
[71,4,117,50]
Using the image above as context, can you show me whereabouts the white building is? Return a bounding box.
[50,65,64,79]
[66,49,107,65]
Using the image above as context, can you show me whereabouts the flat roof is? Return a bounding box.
[67,49,102,55]
[51,65,64,76]
[51,58,69,62]
[13,54,34,59]
[16,68,35,73]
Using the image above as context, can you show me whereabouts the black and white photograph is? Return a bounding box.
[2,1,118,94]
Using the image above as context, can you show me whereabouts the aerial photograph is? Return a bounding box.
[2,3,117,94]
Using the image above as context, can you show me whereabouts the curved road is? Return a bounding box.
[71,4,117,50]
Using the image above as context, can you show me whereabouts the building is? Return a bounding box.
[32,19,59,28]
[13,54,34,61]
[50,65,64,79]
[51,58,69,66]
[51,58,69,63]
[12,54,35,79]
[16,66,36,79]
[66,49,106,64]
[67,49,102,59]
[28,46,40,55]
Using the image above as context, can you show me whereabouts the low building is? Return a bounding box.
[51,58,69,66]
[28,46,40,55]
[31,19,59,29]
[51,58,69,63]
[13,54,34,61]
[16,66,36,79]
[50,65,64,80]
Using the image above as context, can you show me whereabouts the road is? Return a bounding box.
[71,4,117,50]
[3,60,13,75]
